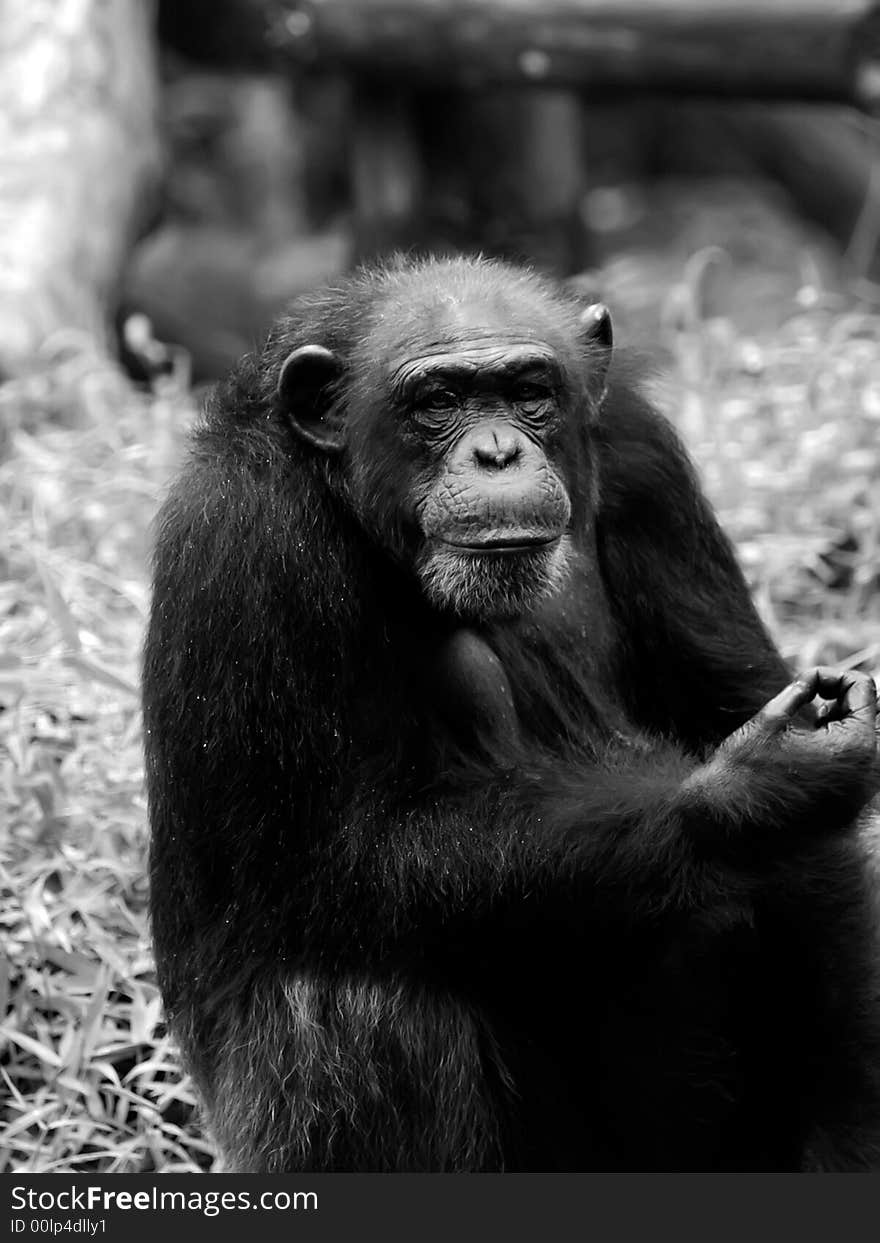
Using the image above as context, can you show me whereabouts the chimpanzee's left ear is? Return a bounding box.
[579,303,613,402]
[277,344,346,453]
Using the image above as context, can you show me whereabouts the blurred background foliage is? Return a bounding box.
[1,0,880,1172]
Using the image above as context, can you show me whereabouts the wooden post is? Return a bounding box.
[350,85,424,260]
[496,89,587,272]
[411,88,588,271]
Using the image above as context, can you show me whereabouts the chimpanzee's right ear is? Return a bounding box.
[277,344,345,453]
[578,303,613,404]
[579,302,612,351]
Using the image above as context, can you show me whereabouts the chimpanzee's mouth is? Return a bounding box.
[419,531,573,617]
[440,534,561,555]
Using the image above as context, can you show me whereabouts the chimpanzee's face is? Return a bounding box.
[383,335,575,618]
[276,268,611,620]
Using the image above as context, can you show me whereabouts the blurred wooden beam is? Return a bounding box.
[271,0,880,108]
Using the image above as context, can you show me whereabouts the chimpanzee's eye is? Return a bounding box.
[411,385,460,424]
[512,379,553,414]
[420,385,459,408]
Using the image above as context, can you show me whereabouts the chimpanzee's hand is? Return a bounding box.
[688,667,878,840]
[720,666,876,771]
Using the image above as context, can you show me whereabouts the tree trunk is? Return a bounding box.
[0,0,161,376]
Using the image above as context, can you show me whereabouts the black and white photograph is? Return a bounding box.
[2,0,880,1197]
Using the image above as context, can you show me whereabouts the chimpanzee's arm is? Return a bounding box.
[304,665,878,968]
[595,376,792,749]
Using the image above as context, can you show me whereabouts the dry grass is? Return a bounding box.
[0,341,208,1172]
[1,253,879,1174]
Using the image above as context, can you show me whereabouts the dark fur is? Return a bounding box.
[144,256,880,1171]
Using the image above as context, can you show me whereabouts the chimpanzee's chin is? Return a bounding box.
[418,536,572,619]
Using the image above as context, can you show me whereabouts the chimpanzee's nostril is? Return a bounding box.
[473,428,520,470]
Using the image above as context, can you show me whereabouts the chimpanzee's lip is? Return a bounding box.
[439,534,561,554]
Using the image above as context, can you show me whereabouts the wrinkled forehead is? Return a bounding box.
[387,341,560,394]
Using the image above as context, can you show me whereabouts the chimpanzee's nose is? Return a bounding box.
[472,426,520,470]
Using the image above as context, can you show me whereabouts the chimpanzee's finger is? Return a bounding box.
[751,669,821,734]
[839,670,876,724]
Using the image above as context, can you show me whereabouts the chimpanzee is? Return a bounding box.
[143,255,880,1172]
